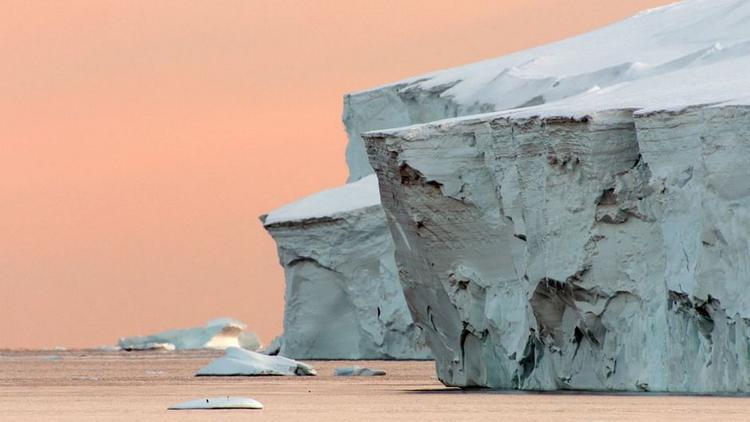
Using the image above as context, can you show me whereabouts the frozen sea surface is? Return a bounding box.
[2,349,750,421]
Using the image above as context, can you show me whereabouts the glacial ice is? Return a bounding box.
[195,346,316,376]
[356,0,750,393]
[168,397,264,410]
[344,0,750,181]
[118,318,259,351]
[260,0,750,388]
[262,177,430,359]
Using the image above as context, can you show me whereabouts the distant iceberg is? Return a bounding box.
[118,318,260,351]
[196,346,316,376]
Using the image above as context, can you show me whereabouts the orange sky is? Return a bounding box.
[0,0,674,349]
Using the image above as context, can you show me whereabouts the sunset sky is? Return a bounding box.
[1,0,674,349]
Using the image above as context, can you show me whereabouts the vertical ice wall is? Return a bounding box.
[364,105,750,392]
[262,176,429,359]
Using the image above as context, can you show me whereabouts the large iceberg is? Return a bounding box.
[262,176,429,359]
[356,0,750,393]
[118,318,260,351]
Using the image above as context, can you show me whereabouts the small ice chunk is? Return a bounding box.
[196,347,316,376]
[259,336,283,355]
[334,366,386,376]
[239,332,261,351]
[168,396,263,410]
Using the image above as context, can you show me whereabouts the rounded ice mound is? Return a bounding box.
[334,366,386,376]
[196,347,317,376]
[168,396,263,410]
[238,332,261,351]
[118,318,260,351]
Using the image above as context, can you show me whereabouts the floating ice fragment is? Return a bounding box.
[196,347,316,376]
[335,366,386,376]
[168,396,263,410]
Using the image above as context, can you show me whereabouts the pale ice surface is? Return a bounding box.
[263,174,380,225]
[368,53,750,139]
[335,366,386,376]
[168,396,264,410]
[345,0,750,180]
[355,0,750,110]
[195,347,317,376]
[118,318,259,351]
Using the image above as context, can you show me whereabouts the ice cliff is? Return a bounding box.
[262,176,429,359]
[354,0,750,392]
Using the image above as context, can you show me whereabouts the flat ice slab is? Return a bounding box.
[196,347,317,376]
[263,174,380,225]
[168,396,263,410]
[335,366,386,376]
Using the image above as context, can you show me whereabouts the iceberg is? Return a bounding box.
[195,347,317,376]
[356,0,750,393]
[262,176,430,360]
[118,318,259,351]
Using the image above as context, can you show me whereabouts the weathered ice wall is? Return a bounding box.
[364,106,750,392]
[262,177,430,360]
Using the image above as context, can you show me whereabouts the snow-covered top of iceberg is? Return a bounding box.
[353,0,750,114]
[367,53,750,141]
[118,318,259,351]
[263,174,380,225]
[196,346,317,376]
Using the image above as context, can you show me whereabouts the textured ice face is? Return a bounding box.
[364,106,750,392]
[196,346,317,376]
[341,0,750,392]
[264,201,430,360]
